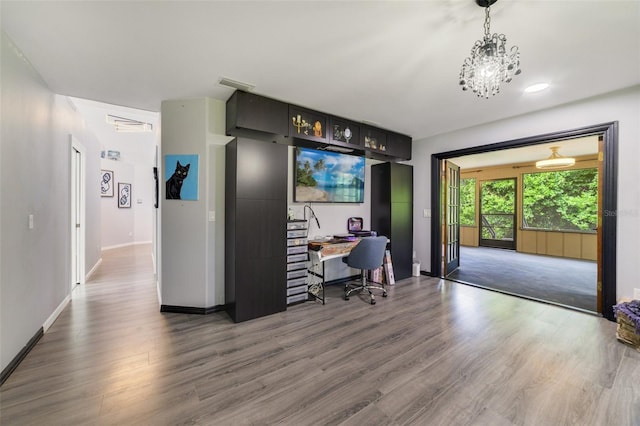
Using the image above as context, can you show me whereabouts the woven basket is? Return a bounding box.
[616,312,640,350]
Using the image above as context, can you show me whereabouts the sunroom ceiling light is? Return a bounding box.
[535,146,575,169]
[459,0,521,98]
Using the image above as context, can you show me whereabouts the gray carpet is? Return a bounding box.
[446,246,597,312]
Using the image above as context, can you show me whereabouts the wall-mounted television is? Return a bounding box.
[294,147,365,203]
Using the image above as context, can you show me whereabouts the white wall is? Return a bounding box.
[410,86,640,301]
[161,98,234,308]
[0,32,102,372]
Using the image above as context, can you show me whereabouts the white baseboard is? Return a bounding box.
[102,240,152,251]
[86,258,102,281]
[43,295,70,332]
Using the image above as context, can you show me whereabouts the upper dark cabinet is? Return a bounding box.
[288,105,328,143]
[329,116,362,149]
[226,91,410,161]
[361,125,389,155]
[387,131,412,161]
[226,91,288,138]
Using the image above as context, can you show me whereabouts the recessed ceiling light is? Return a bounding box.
[524,83,550,93]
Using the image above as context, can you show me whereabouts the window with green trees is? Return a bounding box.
[460,178,476,226]
[481,179,516,241]
[522,168,598,232]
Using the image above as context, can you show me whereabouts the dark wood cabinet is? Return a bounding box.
[328,116,363,152]
[226,90,410,161]
[225,138,288,322]
[387,131,412,161]
[288,105,328,143]
[226,91,289,139]
[361,125,389,156]
[371,162,413,281]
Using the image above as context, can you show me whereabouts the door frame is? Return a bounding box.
[430,122,618,320]
[70,135,86,293]
[478,178,517,250]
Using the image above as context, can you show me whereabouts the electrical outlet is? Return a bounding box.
[634,288,640,300]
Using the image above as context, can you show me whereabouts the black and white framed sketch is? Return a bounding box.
[101,170,114,197]
[118,182,131,208]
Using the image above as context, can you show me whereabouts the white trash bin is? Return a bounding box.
[412,262,420,277]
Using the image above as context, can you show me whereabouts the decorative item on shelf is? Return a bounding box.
[331,117,358,145]
[289,107,327,141]
[313,120,323,137]
[292,114,312,135]
[459,0,521,98]
[364,136,378,150]
[535,146,575,169]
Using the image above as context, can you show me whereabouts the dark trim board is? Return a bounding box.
[1,327,43,387]
[430,122,618,321]
[160,304,226,315]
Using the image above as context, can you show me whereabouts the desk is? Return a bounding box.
[307,239,360,304]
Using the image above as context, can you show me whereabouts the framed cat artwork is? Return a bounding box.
[165,154,199,201]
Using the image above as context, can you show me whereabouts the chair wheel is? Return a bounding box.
[370,299,376,305]
[382,292,388,297]
[344,296,349,301]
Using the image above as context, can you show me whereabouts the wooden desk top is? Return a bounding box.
[308,239,360,261]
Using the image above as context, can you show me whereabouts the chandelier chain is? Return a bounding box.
[484,6,491,39]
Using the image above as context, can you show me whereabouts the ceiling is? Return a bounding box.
[449,135,598,169]
[1,1,639,141]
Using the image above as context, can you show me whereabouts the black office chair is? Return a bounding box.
[342,236,388,304]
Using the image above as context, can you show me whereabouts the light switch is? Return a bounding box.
[28,214,34,229]
[208,211,216,222]
[423,209,431,218]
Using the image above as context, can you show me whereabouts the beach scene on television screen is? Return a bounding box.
[295,147,365,203]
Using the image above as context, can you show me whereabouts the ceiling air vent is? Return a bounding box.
[218,77,255,92]
[106,114,152,132]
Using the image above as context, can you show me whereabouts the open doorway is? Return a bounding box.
[431,122,618,320]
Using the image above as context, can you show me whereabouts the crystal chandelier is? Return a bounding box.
[459,0,521,98]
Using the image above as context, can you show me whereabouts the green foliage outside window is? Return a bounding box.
[522,168,598,231]
[460,178,476,226]
[481,179,516,240]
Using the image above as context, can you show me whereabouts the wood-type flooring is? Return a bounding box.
[1,244,638,425]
